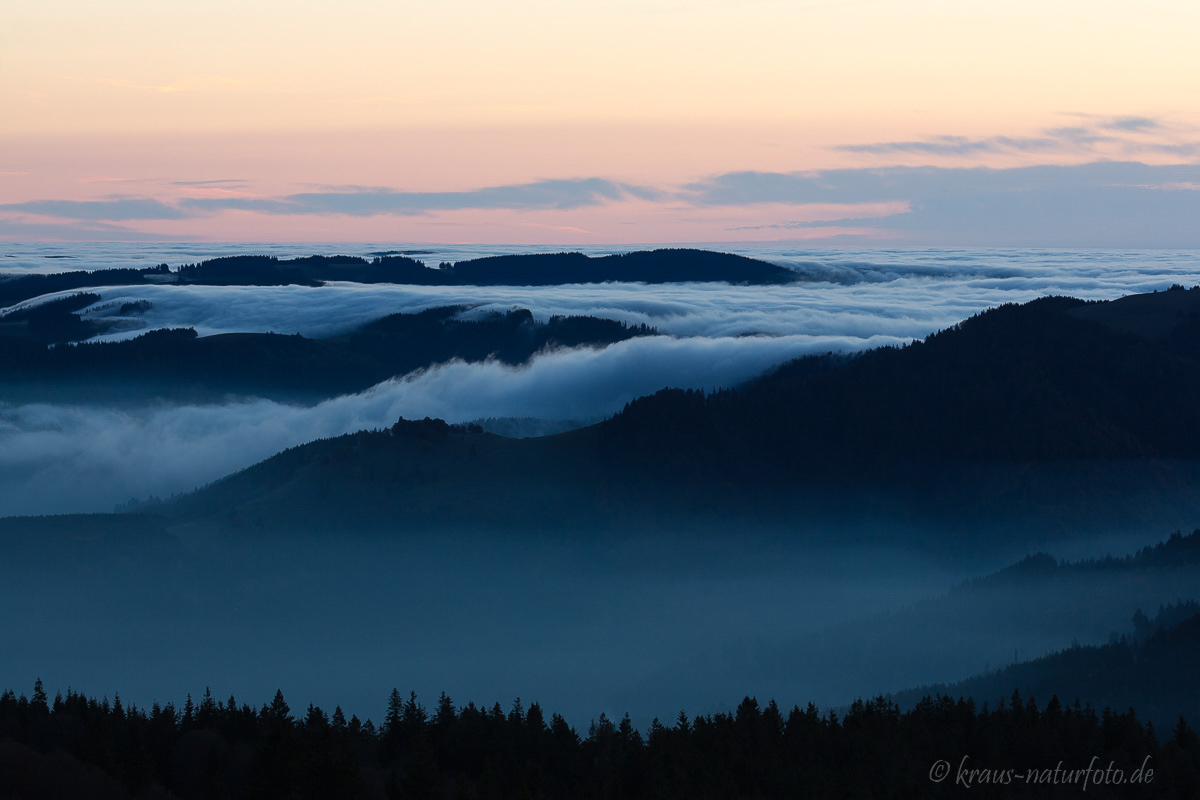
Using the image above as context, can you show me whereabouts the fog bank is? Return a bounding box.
[0,333,892,515]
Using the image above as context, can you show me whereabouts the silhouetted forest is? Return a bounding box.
[1132,601,1200,642]
[889,609,1200,732]
[0,292,111,345]
[3,680,1197,799]
[0,264,172,309]
[173,249,798,287]
[957,530,1200,591]
[440,249,799,286]
[0,249,795,310]
[468,416,594,439]
[173,254,430,287]
[0,306,655,403]
[604,288,1200,470]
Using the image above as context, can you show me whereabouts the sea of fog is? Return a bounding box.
[2,243,1200,517]
[3,243,1200,728]
[6,244,1200,343]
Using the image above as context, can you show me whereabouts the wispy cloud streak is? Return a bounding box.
[837,116,1193,158]
[182,178,659,217]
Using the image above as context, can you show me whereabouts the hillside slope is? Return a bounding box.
[0,306,654,403]
[164,288,1200,536]
[889,610,1200,730]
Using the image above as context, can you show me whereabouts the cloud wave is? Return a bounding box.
[835,116,1190,157]
[0,333,902,516]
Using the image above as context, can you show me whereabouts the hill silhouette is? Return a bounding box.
[174,248,797,287]
[440,249,798,285]
[0,263,173,309]
[0,306,656,403]
[889,608,1200,731]
[0,248,796,311]
[0,292,112,345]
[604,288,1200,468]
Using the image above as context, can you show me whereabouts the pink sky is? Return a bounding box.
[3,0,1199,243]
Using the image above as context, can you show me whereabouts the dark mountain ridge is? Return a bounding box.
[0,305,656,404]
[605,289,1200,469]
[0,248,796,310]
[175,248,798,287]
[439,249,798,286]
[0,263,173,310]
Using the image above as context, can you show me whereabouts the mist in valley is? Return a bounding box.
[2,511,1191,730]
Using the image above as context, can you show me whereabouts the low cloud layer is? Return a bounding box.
[0,333,902,516]
[59,280,964,343]
[18,246,1193,346]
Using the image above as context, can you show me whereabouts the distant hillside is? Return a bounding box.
[889,610,1200,730]
[744,531,1200,711]
[0,264,173,309]
[164,288,1200,535]
[175,249,796,287]
[173,253,431,286]
[440,249,798,286]
[0,248,796,310]
[0,306,655,404]
[165,418,609,530]
[0,292,111,345]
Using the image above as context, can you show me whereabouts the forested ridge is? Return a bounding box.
[132,249,799,288]
[956,530,1200,591]
[0,305,654,403]
[0,265,172,309]
[604,288,1200,469]
[887,607,1200,731]
[0,248,794,309]
[3,680,1198,799]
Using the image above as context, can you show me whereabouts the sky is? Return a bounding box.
[2,0,1200,244]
